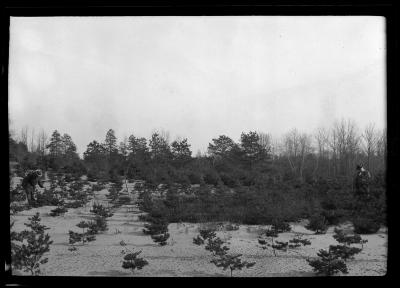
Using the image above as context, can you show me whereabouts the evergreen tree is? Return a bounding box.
[128,135,149,155]
[46,130,63,157]
[122,250,149,273]
[11,213,53,275]
[240,131,270,169]
[171,138,192,166]
[307,248,349,276]
[149,132,171,162]
[104,129,118,158]
[207,135,237,159]
[83,141,106,161]
[61,133,77,156]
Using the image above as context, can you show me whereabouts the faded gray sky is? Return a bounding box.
[8,16,386,156]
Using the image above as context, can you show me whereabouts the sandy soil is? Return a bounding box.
[10,181,387,277]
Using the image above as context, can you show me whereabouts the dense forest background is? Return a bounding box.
[9,118,386,226]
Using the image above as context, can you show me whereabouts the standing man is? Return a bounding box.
[354,164,371,201]
[21,169,44,206]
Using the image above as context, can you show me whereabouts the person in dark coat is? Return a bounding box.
[354,164,371,200]
[21,169,44,206]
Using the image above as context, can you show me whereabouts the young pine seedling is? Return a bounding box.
[10,213,53,275]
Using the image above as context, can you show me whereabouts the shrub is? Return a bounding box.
[321,209,346,226]
[35,189,62,207]
[151,232,170,246]
[329,245,362,262]
[224,223,240,231]
[91,215,108,233]
[193,228,217,246]
[68,246,78,252]
[257,231,279,257]
[203,172,220,186]
[10,203,26,215]
[193,229,255,277]
[205,237,230,256]
[220,173,239,188]
[143,220,168,236]
[333,228,368,249]
[10,184,26,202]
[271,219,292,233]
[64,200,85,209]
[288,234,312,249]
[92,183,106,192]
[188,172,202,185]
[64,174,74,183]
[122,250,149,273]
[87,171,98,182]
[49,205,68,216]
[307,248,349,276]
[211,253,256,277]
[352,217,380,234]
[107,187,119,202]
[69,181,84,196]
[117,196,131,205]
[10,213,53,275]
[306,214,328,234]
[90,202,113,218]
[68,221,96,245]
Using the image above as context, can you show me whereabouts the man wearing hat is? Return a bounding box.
[21,169,44,206]
[354,163,371,200]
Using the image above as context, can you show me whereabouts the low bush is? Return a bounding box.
[10,203,26,215]
[188,172,202,185]
[92,183,106,192]
[68,221,96,245]
[151,233,170,246]
[321,208,346,226]
[306,214,328,234]
[203,172,220,186]
[193,228,255,277]
[211,253,256,277]
[10,213,53,275]
[49,205,68,216]
[352,217,380,234]
[307,248,348,276]
[90,202,113,218]
[271,219,292,233]
[122,250,149,273]
[35,189,62,207]
[10,184,26,202]
[225,223,240,231]
[142,213,170,245]
[91,215,108,233]
[64,200,85,209]
[328,245,362,262]
[117,196,131,205]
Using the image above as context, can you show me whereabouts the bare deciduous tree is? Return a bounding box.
[36,130,48,156]
[20,126,28,147]
[328,119,361,179]
[30,128,36,152]
[282,129,313,181]
[361,123,378,173]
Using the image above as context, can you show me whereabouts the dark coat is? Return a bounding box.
[22,172,44,189]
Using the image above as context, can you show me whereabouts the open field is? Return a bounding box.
[10,178,387,277]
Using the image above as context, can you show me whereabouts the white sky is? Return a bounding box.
[8,16,386,156]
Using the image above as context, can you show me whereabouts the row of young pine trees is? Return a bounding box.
[10,171,373,277]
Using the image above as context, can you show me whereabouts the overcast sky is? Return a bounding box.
[8,16,386,156]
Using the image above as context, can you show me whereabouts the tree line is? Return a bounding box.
[9,118,386,187]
